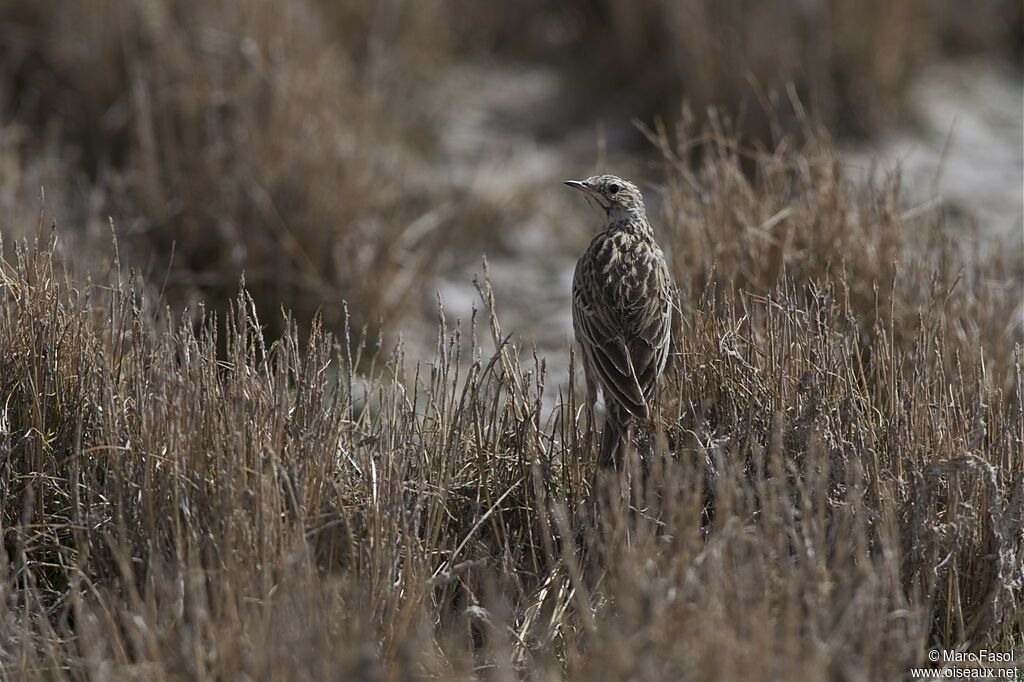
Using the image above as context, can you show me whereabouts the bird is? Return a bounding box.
[565,174,673,468]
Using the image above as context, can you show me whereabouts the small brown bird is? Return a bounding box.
[566,175,672,467]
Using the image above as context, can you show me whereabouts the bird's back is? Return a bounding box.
[572,218,672,420]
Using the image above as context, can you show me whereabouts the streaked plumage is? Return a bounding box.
[566,175,672,467]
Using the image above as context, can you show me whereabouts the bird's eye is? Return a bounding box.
[607,183,620,194]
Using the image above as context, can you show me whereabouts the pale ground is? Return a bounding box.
[845,60,1023,247]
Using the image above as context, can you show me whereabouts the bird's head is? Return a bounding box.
[564,174,645,219]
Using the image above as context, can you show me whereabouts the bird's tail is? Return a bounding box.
[598,404,630,468]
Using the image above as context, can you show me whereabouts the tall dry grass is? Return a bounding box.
[1,126,1020,679]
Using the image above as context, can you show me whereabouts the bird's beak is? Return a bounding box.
[565,179,610,213]
[564,180,598,196]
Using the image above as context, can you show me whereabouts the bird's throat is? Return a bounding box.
[606,204,646,224]
[604,210,653,240]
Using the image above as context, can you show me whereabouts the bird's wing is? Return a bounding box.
[573,297,649,419]
[628,292,672,400]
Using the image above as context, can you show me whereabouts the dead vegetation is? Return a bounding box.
[0,127,1020,679]
[1,1,1021,678]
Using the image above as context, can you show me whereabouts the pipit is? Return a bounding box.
[565,175,673,468]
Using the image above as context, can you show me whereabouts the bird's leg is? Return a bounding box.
[598,405,626,469]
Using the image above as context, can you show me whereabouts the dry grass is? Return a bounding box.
[1,126,1020,679]
[1,2,1021,678]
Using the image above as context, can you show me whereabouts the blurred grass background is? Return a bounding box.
[1,0,1020,340]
